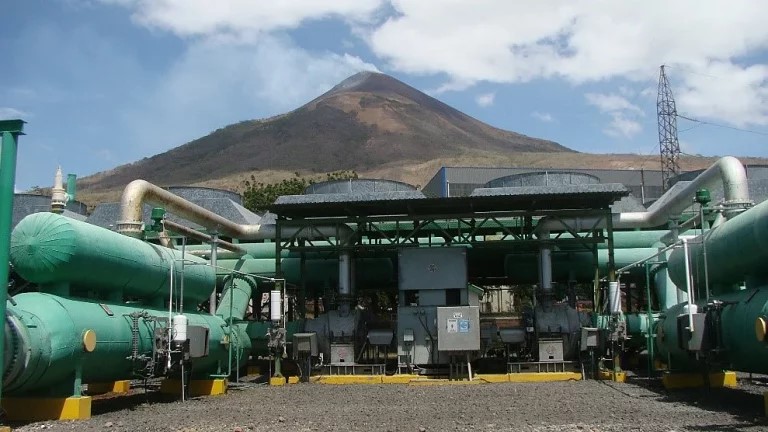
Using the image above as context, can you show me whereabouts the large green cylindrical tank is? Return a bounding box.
[10,213,214,306]
[668,200,768,294]
[504,248,659,283]
[3,292,249,396]
[656,289,768,373]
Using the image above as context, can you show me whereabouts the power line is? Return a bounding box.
[664,65,722,80]
[678,114,768,137]
[678,122,702,133]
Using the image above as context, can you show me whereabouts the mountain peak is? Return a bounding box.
[79,72,571,192]
[321,71,416,99]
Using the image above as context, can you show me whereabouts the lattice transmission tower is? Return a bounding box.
[657,65,681,191]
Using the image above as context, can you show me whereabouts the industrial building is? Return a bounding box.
[423,165,768,205]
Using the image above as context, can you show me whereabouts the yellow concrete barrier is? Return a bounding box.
[2,396,92,421]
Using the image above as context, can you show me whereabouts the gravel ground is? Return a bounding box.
[11,377,768,432]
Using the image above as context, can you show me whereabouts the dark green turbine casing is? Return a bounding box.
[10,213,214,306]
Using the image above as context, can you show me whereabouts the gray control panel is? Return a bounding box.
[437,306,480,351]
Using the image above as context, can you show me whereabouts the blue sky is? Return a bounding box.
[2,0,768,191]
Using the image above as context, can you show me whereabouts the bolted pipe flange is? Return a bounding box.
[115,221,144,237]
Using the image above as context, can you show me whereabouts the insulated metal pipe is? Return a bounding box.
[216,274,256,320]
[536,157,751,234]
[538,244,552,295]
[338,251,351,297]
[682,238,695,332]
[210,233,218,313]
[117,180,353,242]
[162,219,245,256]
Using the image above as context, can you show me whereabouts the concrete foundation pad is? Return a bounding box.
[381,374,420,384]
[763,392,768,416]
[474,374,510,383]
[662,371,737,389]
[160,378,227,396]
[598,370,627,383]
[87,380,131,394]
[310,375,384,384]
[2,396,92,421]
[506,372,582,383]
[269,377,286,386]
[407,379,484,385]
[296,372,582,385]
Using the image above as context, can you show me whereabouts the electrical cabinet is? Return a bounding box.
[399,248,467,291]
[293,332,318,357]
[436,306,480,351]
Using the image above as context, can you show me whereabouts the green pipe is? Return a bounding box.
[216,274,255,320]
[645,261,655,377]
[10,213,214,307]
[504,248,659,283]
[668,199,768,294]
[3,292,250,396]
[555,230,667,250]
[66,173,77,201]
[215,257,394,288]
[0,119,24,402]
[211,278,239,379]
[186,242,290,259]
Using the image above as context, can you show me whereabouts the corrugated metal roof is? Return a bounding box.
[12,194,88,228]
[444,167,664,187]
[422,166,667,199]
[274,191,426,205]
[84,186,259,231]
[272,188,627,219]
[87,198,261,230]
[470,183,629,197]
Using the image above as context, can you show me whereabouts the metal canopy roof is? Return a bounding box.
[271,183,629,219]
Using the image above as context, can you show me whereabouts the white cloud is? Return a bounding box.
[585,93,645,138]
[584,93,643,116]
[475,92,495,107]
[531,111,554,123]
[676,61,768,126]
[0,107,29,120]
[604,113,642,139]
[107,0,385,38]
[126,36,379,153]
[366,1,768,128]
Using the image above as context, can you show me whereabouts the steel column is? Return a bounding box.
[0,120,25,403]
